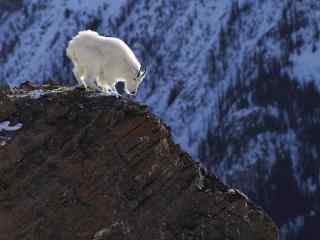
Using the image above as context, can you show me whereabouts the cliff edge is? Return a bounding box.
[0,85,278,240]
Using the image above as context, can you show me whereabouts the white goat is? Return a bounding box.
[66,30,146,94]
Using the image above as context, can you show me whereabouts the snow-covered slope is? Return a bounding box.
[1,1,319,239]
[0,0,126,85]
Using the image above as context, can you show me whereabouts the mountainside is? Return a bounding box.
[0,86,277,240]
[0,1,319,239]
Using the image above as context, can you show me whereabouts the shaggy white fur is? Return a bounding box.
[66,30,145,94]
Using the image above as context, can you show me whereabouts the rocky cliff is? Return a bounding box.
[1,1,320,238]
[0,86,277,240]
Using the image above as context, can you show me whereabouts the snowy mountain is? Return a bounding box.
[1,0,319,239]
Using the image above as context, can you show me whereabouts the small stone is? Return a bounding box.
[93,228,112,240]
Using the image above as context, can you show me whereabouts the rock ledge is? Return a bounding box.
[0,86,278,240]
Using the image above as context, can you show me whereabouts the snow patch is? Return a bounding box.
[12,89,46,99]
[291,47,320,86]
[0,121,23,132]
[306,177,318,193]
[280,216,305,239]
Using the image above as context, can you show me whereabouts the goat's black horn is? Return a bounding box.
[140,65,146,77]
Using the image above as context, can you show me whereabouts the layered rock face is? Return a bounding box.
[0,86,277,240]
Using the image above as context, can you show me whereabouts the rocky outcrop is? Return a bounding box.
[0,86,278,240]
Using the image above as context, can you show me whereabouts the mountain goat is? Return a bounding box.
[66,30,146,95]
